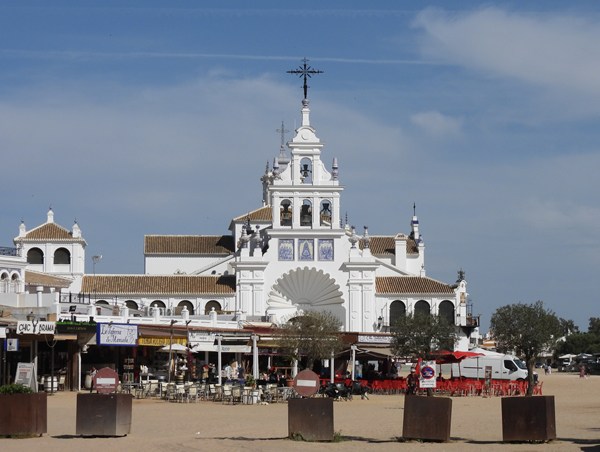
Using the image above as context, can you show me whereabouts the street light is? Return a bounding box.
[92,255,102,303]
[167,319,178,384]
[92,255,102,275]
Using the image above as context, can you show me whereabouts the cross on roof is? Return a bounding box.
[276,121,289,148]
[287,58,323,100]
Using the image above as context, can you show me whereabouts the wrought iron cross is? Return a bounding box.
[287,58,323,99]
[276,121,289,148]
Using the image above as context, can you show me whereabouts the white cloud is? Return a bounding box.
[413,7,600,99]
[410,110,463,137]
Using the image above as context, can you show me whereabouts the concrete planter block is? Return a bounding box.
[76,393,133,437]
[288,397,334,441]
[402,395,452,442]
[0,392,47,437]
[502,395,556,442]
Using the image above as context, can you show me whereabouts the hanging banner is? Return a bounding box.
[97,323,138,346]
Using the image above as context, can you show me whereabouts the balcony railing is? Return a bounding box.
[465,315,480,328]
[0,247,18,256]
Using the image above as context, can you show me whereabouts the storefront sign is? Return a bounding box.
[5,338,19,351]
[56,322,97,334]
[97,323,138,346]
[17,320,55,335]
[192,343,251,353]
[137,336,188,347]
[188,331,215,344]
[357,335,391,344]
[14,362,36,390]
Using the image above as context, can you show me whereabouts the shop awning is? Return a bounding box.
[356,347,396,358]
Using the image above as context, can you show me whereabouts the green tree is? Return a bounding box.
[555,332,600,356]
[588,317,600,336]
[490,301,561,396]
[276,310,345,371]
[391,312,457,395]
[559,318,579,336]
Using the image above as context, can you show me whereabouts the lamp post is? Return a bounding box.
[91,255,102,303]
[351,345,357,381]
[167,319,177,384]
[252,334,259,380]
[185,320,191,382]
[217,335,222,385]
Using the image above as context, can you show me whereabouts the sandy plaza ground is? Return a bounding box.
[1,372,598,452]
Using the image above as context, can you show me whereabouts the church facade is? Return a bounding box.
[4,93,479,352]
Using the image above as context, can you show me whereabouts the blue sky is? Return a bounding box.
[1,1,599,332]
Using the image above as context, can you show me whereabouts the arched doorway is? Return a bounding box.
[125,300,139,310]
[389,300,406,326]
[414,300,430,316]
[205,300,221,314]
[54,248,71,264]
[27,248,44,264]
[178,300,194,315]
[438,300,455,324]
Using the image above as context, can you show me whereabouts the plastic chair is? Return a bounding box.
[221,385,233,404]
[58,375,66,391]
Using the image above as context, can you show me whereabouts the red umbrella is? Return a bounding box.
[430,350,484,364]
[430,350,486,379]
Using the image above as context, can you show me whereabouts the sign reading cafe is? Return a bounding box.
[97,323,138,346]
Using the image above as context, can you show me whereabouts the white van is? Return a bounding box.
[440,352,529,381]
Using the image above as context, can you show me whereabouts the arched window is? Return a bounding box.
[178,300,194,315]
[280,200,292,226]
[54,248,71,264]
[300,157,312,183]
[27,248,44,264]
[320,200,332,226]
[0,272,8,281]
[390,300,406,326]
[125,300,139,310]
[11,273,19,281]
[414,300,430,316]
[205,300,221,314]
[95,300,109,306]
[438,300,455,325]
[150,300,166,309]
[300,199,312,226]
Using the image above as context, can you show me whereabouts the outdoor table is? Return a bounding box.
[276,386,293,402]
[121,382,138,394]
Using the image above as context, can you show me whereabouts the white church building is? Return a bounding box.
[3,88,479,353]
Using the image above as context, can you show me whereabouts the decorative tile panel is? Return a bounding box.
[318,239,334,261]
[278,239,294,261]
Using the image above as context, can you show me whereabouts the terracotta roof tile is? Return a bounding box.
[25,270,72,288]
[376,276,454,295]
[144,235,235,255]
[82,274,236,295]
[19,223,79,241]
[360,236,419,255]
[233,206,272,222]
